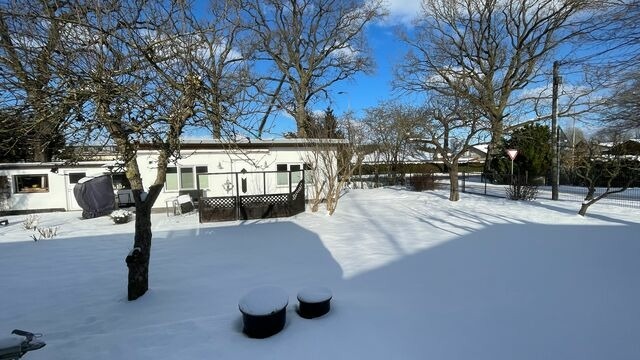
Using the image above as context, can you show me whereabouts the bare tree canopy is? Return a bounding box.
[363,101,419,175]
[601,71,640,133]
[181,1,262,139]
[394,0,599,171]
[577,1,640,136]
[415,96,489,201]
[240,0,386,137]
[0,0,83,161]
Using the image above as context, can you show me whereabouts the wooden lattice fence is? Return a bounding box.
[199,172,305,222]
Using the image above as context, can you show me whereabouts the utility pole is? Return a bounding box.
[551,61,560,200]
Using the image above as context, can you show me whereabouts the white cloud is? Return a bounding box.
[383,0,422,25]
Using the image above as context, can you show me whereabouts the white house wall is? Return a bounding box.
[0,143,340,213]
[137,146,335,208]
[0,165,108,212]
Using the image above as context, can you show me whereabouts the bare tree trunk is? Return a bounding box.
[484,120,503,174]
[448,162,460,201]
[295,101,308,138]
[31,139,50,162]
[585,185,596,201]
[578,202,591,216]
[126,202,152,300]
[125,180,163,300]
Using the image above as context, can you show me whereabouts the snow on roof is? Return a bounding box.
[472,144,489,154]
[179,138,348,146]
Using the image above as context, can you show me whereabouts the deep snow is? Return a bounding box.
[1,188,639,359]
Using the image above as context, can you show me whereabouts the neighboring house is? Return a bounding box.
[0,138,345,214]
[361,143,487,166]
[605,139,640,156]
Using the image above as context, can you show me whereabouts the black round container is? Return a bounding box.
[297,287,332,319]
[240,306,287,338]
[238,286,288,338]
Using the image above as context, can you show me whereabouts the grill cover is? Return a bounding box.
[73,175,116,219]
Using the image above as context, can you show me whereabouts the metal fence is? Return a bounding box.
[460,172,640,209]
[350,173,444,189]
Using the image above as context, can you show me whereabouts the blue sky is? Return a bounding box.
[264,1,423,136]
[332,2,422,112]
[185,1,611,139]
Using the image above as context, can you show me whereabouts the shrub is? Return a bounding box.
[30,225,59,241]
[506,179,539,201]
[22,214,39,230]
[37,226,58,240]
[110,209,132,224]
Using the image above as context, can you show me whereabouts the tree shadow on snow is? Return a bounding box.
[325,222,640,360]
[2,213,640,360]
[0,221,344,359]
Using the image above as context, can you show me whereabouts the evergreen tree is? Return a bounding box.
[492,124,552,181]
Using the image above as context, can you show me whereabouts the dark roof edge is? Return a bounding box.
[139,138,348,150]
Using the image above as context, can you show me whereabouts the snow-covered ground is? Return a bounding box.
[1,188,639,359]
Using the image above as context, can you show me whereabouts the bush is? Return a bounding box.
[110,210,132,224]
[506,179,539,201]
[409,173,436,191]
[34,226,59,241]
[22,214,39,230]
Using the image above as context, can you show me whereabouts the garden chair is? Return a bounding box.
[177,194,194,214]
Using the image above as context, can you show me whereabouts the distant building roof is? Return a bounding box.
[141,138,348,150]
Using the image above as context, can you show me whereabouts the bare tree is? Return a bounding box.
[574,138,640,216]
[600,71,640,135]
[58,0,207,300]
[0,0,89,161]
[362,101,419,183]
[304,111,365,214]
[180,1,262,139]
[240,0,385,137]
[414,97,489,201]
[395,0,598,174]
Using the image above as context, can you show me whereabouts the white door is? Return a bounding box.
[65,171,86,211]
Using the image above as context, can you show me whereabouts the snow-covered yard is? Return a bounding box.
[1,188,639,359]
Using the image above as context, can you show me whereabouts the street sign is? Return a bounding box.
[506,149,518,183]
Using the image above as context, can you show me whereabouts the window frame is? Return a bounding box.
[68,172,86,184]
[165,165,209,191]
[14,174,50,193]
[276,163,306,187]
[276,164,289,186]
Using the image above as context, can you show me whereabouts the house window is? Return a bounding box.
[166,167,178,191]
[181,167,194,189]
[276,164,306,186]
[276,164,288,186]
[196,166,209,189]
[112,173,131,190]
[68,172,86,184]
[14,174,49,193]
[166,166,209,191]
[290,164,301,184]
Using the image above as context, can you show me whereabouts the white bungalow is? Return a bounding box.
[0,138,345,215]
